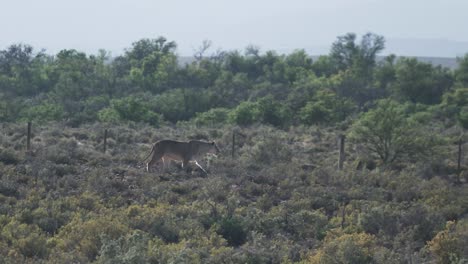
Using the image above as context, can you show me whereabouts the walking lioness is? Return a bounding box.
[144,140,220,173]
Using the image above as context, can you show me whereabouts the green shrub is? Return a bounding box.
[248,133,292,165]
[20,101,64,122]
[98,107,121,123]
[307,232,377,264]
[78,96,110,122]
[349,99,436,164]
[428,220,468,264]
[256,95,291,127]
[193,107,230,126]
[97,231,150,264]
[228,101,260,126]
[299,89,356,125]
[217,217,247,247]
[458,106,468,129]
[0,220,49,259]
[54,214,129,261]
[150,88,213,122]
[111,96,162,126]
[0,181,19,197]
[98,95,162,126]
[0,147,19,165]
[299,100,330,125]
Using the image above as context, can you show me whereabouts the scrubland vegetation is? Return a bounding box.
[0,33,467,263]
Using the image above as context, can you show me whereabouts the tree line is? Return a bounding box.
[0,33,466,129]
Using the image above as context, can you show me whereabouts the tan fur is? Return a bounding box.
[144,140,220,173]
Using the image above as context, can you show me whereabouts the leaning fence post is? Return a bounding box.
[338,134,346,170]
[27,121,32,152]
[103,129,108,154]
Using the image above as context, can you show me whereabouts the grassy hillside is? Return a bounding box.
[0,122,467,263]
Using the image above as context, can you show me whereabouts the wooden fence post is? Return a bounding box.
[231,131,236,158]
[458,137,462,171]
[457,136,463,183]
[338,134,346,170]
[340,202,346,228]
[27,122,32,152]
[103,129,108,154]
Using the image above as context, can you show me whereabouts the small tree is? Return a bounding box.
[349,99,431,164]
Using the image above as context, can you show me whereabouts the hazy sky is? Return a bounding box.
[2,0,468,57]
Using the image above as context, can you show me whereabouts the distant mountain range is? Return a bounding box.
[384,38,468,58]
[395,56,459,69]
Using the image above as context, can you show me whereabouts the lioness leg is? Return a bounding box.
[182,159,191,173]
[161,157,169,172]
[147,151,163,172]
[193,160,208,174]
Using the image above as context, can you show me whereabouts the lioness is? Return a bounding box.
[144,140,220,173]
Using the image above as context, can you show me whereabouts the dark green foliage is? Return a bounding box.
[20,101,64,122]
[394,58,454,104]
[150,88,212,122]
[99,95,162,126]
[217,217,247,247]
[299,89,356,125]
[227,96,290,127]
[256,95,291,127]
[228,101,260,126]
